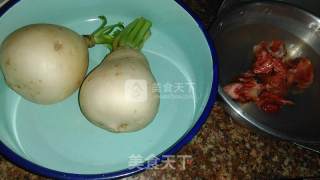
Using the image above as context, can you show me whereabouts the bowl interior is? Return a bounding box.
[0,0,213,174]
[214,2,320,143]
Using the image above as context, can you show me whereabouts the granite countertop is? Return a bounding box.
[1,0,320,179]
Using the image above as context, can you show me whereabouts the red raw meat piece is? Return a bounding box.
[256,91,293,113]
[253,42,274,74]
[253,51,274,74]
[253,40,287,74]
[287,57,314,90]
[223,79,263,103]
[262,59,289,96]
[267,40,286,58]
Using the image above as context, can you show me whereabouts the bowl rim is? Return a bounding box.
[0,0,219,179]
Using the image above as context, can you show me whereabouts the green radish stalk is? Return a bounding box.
[0,16,123,104]
[79,17,160,132]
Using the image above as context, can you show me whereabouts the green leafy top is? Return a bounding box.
[85,16,152,51]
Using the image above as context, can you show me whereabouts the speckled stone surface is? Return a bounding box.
[1,0,320,179]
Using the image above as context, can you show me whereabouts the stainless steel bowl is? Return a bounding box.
[211,2,320,143]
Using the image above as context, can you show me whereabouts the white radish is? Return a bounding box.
[79,17,160,132]
[0,17,123,104]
